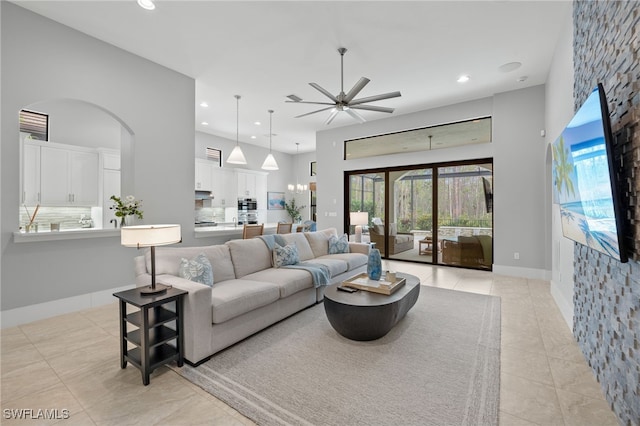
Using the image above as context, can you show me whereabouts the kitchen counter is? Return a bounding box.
[13,228,121,243]
[194,223,278,239]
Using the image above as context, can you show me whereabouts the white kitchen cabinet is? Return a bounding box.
[236,171,255,198]
[70,150,100,205]
[22,143,41,204]
[39,145,98,206]
[210,168,234,207]
[195,159,213,191]
[235,169,268,211]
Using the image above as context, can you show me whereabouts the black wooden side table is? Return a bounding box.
[113,286,187,385]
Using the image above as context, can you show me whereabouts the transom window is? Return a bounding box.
[344,116,491,160]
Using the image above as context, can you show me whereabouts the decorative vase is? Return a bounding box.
[367,247,382,280]
[120,215,132,227]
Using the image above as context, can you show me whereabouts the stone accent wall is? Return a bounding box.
[572,1,640,424]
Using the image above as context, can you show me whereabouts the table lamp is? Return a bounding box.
[121,224,182,296]
[350,211,369,243]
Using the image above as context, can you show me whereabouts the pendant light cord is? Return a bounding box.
[269,110,274,152]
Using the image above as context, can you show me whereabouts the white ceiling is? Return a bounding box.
[12,0,572,155]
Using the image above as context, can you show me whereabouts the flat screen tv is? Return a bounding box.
[551,83,628,263]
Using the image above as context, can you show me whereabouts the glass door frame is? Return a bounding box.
[344,157,493,270]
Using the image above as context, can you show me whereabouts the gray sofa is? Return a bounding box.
[133,228,369,365]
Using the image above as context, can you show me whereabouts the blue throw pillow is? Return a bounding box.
[178,253,213,287]
[328,233,349,254]
[273,243,299,268]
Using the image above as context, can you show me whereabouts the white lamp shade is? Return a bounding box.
[121,224,181,248]
[350,211,369,226]
[261,153,279,170]
[227,145,247,164]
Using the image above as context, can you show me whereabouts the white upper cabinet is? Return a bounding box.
[195,159,214,191]
[210,168,234,207]
[23,141,99,206]
[22,143,41,204]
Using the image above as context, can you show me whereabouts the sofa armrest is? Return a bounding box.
[151,274,213,365]
[348,242,370,255]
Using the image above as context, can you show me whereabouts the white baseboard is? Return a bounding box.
[550,279,574,331]
[492,264,551,280]
[1,284,134,329]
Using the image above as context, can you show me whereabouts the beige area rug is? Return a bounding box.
[175,286,501,426]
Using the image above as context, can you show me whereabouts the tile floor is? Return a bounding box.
[1,261,619,425]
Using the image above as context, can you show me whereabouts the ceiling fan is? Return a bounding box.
[287,47,401,125]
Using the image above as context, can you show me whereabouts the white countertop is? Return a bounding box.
[13,222,285,242]
[194,223,278,239]
[13,228,121,243]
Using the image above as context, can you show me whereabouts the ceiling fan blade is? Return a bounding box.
[349,91,402,106]
[350,104,395,113]
[309,83,339,103]
[324,109,340,125]
[343,77,370,103]
[295,106,335,119]
[285,100,336,106]
[345,108,366,123]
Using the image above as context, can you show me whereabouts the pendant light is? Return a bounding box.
[261,109,279,170]
[227,95,248,165]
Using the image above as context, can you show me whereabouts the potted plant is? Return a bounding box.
[110,195,144,226]
[284,198,305,223]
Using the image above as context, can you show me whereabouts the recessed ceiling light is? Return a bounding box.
[137,0,155,11]
[200,102,208,108]
[457,75,470,83]
[250,135,256,139]
[254,121,261,126]
[201,122,208,126]
[499,62,522,73]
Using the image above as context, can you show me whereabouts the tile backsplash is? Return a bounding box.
[19,206,95,231]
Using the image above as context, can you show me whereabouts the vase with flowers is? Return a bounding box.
[110,195,143,227]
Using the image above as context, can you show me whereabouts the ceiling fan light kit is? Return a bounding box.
[287,47,401,124]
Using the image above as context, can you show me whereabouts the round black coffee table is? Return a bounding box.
[323,272,420,341]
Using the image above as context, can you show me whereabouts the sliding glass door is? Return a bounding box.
[346,160,492,270]
[437,164,493,269]
[348,172,385,248]
[387,169,434,263]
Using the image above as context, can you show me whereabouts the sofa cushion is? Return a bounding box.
[302,257,348,277]
[328,233,349,254]
[273,243,299,268]
[305,228,338,258]
[147,244,236,283]
[279,233,315,261]
[395,234,412,244]
[320,253,368,271]
[226,238,272,278]
[210,279,280,324]
[178,253,213,287]
[243,268,313,298]
[372,224,385,235]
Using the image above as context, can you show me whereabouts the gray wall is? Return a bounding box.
[1,3,195,311]
[315,87,549,276]
[29,99,122,150]
[544,8,576,327]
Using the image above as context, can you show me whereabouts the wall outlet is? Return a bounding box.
[514,252,520,260]
[329,212,337,217]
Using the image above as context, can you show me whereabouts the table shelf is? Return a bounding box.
[113,287,187,385]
